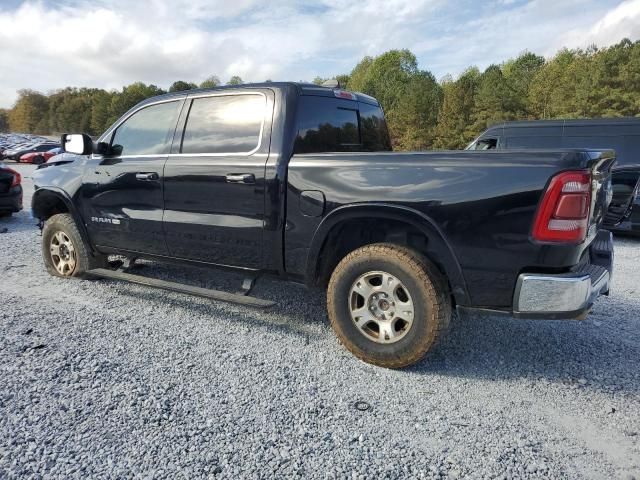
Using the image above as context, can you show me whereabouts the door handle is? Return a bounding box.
[135,172,159,181]
[226,173,255,184]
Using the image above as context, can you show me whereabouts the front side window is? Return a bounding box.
[111,101,182,156]
[471,138,497,150]
[181,94,265,154]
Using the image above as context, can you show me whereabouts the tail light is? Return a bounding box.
[532,170,591,243]
[6,167,21,187]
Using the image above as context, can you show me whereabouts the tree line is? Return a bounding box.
[2,39,639,150]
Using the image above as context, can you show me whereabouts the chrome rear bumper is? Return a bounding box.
[513,231,613,320]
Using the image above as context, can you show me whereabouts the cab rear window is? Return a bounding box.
[294,96,391,153]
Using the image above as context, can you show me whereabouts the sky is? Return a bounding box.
[0,0,639,108]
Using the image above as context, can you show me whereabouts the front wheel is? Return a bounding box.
[327,243,451,368]
[42,213,106,278]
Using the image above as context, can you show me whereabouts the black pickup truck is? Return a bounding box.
[32,82,615,368]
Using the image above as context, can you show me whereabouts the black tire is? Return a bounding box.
[327,243,451,368]
[42,213,107,278]
[32,155,45,165]
[0,211,11,218]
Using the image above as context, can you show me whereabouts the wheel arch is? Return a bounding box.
[305,203,470,305]
[32,187,94,253]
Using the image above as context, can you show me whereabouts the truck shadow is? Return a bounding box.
[413,303,640,395]
[110,257,640,396]
[110,261,327,343]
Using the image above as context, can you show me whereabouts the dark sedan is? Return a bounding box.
[0,164,23,217]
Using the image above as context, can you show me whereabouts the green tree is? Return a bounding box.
[347,49,442,150]
[313,75,350,87]
[107,82,166,126]
[469,65,515,134]
[335,74,351,88]
[502,52,545,117]
[199,75,221,88]
[588,39,640,117]
[347,56,373,92]
[169,81,198,92]
[90,89,115,135]
[0,109,9,133]
[46,87,98,134]
[433,67,480,149]
[8,89,49,133]
[4,40,640,142]
[618,40,640,115]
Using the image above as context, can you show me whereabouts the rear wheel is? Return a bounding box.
[327,243,451,368]
[32,155,45,165]
[42,213,106,278]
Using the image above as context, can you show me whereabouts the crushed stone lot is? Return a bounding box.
[1,164,639,479]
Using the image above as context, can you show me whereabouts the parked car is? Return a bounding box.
[19,147,63,164]
[0,163,23,217]
[3,142,60,161]
[467,118,640,236]
[32,82,615,368]
[1,142,31,160]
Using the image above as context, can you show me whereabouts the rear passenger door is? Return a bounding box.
[162,90,274,269]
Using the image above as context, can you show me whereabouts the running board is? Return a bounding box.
[87,268,275,309]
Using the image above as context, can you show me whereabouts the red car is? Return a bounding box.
[19,147,63,164]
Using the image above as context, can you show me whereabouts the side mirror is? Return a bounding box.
[61,133,93,155]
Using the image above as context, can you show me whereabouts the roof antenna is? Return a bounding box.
[321,79,340,88]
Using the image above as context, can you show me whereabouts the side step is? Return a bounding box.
[87,268,275,309]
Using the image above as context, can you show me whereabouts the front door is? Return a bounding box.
[162,90,273,269]
[80,98,184,255]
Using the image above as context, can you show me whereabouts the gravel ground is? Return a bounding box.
[1,163,639,479]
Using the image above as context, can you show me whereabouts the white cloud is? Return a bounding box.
[0,0,637,108]
[555,0,640,51]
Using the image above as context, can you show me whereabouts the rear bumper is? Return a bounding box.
[513,230,613,319]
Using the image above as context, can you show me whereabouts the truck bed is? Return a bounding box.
[285,149,615,307]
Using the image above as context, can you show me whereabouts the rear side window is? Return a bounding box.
[359,102,391,151]
[111,101,182,156]
[294,96,391,153]
[181,94,265,154]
